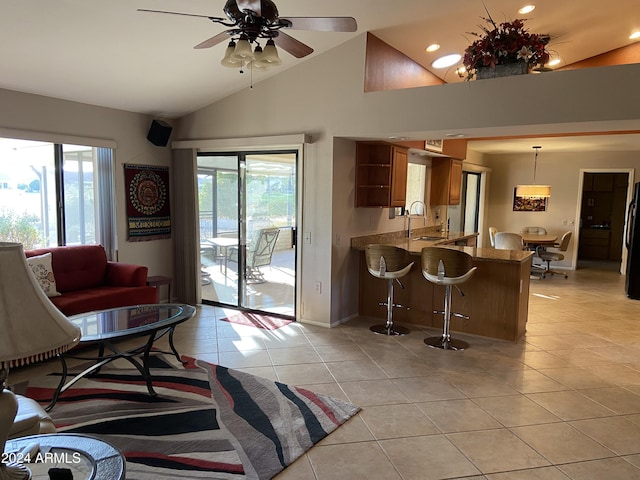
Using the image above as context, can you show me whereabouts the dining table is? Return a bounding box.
[521,233,558,249]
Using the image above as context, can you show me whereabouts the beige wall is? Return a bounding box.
[0,88,175,281]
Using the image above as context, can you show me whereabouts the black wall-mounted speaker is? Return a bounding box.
[146,119,172,147]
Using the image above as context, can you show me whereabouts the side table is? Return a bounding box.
[147,275,172,303]
[5,433,125,480]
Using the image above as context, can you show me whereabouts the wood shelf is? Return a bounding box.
[355,141,408,208]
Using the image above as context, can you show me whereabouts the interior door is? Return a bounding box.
[197,151,297,317]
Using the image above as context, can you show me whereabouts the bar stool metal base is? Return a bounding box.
[370,324,410,336]
[424,336,469,351]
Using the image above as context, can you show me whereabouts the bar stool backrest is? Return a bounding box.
[421,247,474,279]
[365,245,411,275]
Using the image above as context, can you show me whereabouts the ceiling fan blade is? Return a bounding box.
[236,0,262,17]
[194,31,230,49]
[274,32,314,58]
[285,17,357,32]
[137,9,225,22]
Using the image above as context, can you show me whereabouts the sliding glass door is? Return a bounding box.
[197,151,297,317]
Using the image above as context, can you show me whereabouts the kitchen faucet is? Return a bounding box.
[407,200,427,238]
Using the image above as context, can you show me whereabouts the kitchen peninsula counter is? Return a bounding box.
[352,230,533,342]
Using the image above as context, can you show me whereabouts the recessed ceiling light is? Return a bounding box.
[630,31,640,40]
[518,5,535,14]
[431,53,461,69]
[425,43,441,53]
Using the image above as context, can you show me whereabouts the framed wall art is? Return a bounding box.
[124,163,171,241]
[513,189,547,212]
[425,139,443,152]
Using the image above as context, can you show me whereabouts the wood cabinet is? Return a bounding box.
[579,228,611,260]
[584,173,615,192]
[430,157,463,205]
[355,142,408,208]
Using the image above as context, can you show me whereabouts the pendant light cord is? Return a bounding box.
[532,146,541,183]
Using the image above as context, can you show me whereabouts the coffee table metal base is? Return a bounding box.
[45,304,195,411]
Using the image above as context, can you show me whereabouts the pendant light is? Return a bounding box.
[516,146,551,198]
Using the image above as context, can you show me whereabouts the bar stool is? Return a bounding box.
[365,245,414,336]
[421,247,477,350]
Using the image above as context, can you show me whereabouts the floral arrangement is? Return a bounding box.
[462,15,550,80]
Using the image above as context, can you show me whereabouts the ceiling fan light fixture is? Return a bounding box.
[249,45,270,70]
[231,35,255,60]
[220,40,243,67]
[260,39,282,65]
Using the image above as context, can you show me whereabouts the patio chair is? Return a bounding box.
[229,227,281,283]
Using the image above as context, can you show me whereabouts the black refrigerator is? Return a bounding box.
[626,182,640,299]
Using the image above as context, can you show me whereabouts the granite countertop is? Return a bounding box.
[351,229,532,264]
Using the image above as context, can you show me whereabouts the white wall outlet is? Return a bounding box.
[315,281,322,294]
[304,231,312,244]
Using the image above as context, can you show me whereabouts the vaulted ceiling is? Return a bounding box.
[1,1,639,153]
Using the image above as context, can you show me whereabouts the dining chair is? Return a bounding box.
[536,231,572,278]
[494,232,524,250]
[521,226,547,235]
[488,227,498,247]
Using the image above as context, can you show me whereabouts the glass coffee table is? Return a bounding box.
[46,304,196,411]
[5,433,125,480]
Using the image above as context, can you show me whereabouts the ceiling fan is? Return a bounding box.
[138,0,357,67]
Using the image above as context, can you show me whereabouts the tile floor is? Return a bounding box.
[163,266,640,479]
[15,264,638,479]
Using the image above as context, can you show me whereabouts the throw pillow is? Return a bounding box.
[26,253,61,297]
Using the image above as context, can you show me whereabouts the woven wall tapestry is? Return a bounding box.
[124,163,171,241]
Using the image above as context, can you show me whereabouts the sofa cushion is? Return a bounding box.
[26,245,108,293]
[26,252,61,297]
[50,286,159,317]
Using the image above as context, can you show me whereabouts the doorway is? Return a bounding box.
[448,171,482,234]
[197,151,297,317]
[577,170,631,272]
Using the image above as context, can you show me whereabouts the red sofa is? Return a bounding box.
[25,244,158,316]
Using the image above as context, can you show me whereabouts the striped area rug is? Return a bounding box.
[25,355,360,479]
